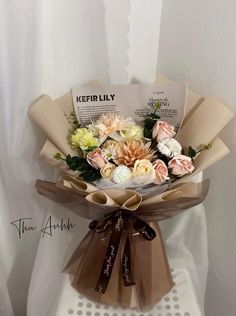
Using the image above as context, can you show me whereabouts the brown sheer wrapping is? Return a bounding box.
[36,176,209,311]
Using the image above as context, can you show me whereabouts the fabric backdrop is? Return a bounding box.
[158,1,236,316]
[0,1,207,316]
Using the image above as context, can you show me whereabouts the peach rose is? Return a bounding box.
[86,148,107,169]
[153,159,170,184]
[152,120,176,141]
[168,154,194,176]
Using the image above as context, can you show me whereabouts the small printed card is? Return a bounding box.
[72,81,188,131]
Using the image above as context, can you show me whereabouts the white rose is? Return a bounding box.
[132,159,155,178]
[157,138,182,158]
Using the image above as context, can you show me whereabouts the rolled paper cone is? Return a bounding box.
[137,180,209,222]
[121,193,142,211]
[176,96,234,148]
[36,179,105,220]
[182,95,205,126]
[156,75,203,126]
[141,182,197,206]
[56,92,73,119]
[160,190,184,201]
[58,175,98,195]
[87,189,140,209]
[185,90,203,116]
[36,179,87,205]
[86,191,120,208]
[175,137,230,184]
[39,140,68,172]
[29,95,75,155]
[39,141,80,177]
[103,189,142,209]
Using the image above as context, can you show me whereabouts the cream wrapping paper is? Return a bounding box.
[39,140,67,171]
[28,82,233,311]
[176,96,234,148]
[29,95,75,156]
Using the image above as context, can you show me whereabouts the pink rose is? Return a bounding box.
[86,148,107,169]
[168,155,194,176]
[153,159,170,184]
[152,120,176,141]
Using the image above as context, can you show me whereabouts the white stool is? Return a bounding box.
[52,267,202,316]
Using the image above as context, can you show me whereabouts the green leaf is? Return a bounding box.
[144,118,156,129]
[188,146,197,158]
[143,127,152,139]
[54,153,62,160]
[149,113,160,120]
[64,155,101,181]
[65,155,85,171]
[153,101,161,109]
[69,111,80,129]
[81,169,101,181]
[65,154,72,164]
[204,143,212,150]
[76,161,90,172]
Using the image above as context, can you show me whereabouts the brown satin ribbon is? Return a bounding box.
[89,210,156,294]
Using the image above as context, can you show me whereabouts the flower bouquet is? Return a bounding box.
[29,81,233,311]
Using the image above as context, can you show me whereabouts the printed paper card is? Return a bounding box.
[72,81,188,131]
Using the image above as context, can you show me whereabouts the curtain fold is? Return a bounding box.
[0,2,208,316]
[0,1,131,315]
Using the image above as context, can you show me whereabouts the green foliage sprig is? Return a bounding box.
[188,143,212,160]
[143,101,161,138]
[69,111,80,130]
[54,153,101,181]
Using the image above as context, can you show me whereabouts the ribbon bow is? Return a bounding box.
[89,210,156,294]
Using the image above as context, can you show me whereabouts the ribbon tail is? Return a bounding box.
[95,217,123,294]
[122,236,135,286]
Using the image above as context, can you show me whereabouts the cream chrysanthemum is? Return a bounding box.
[157,138,182,158]
[114,140,156,167]
[70,128,99,151]
[102,140,118,160]
[120,124,143,140]
[112,165,132,183]
[89,112,133,137]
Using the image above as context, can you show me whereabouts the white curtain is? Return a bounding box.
[158,1,236,316]
[0,1,162,315]
[0,1,208,316]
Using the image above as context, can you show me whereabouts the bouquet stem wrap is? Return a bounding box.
[36,175,209,311]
